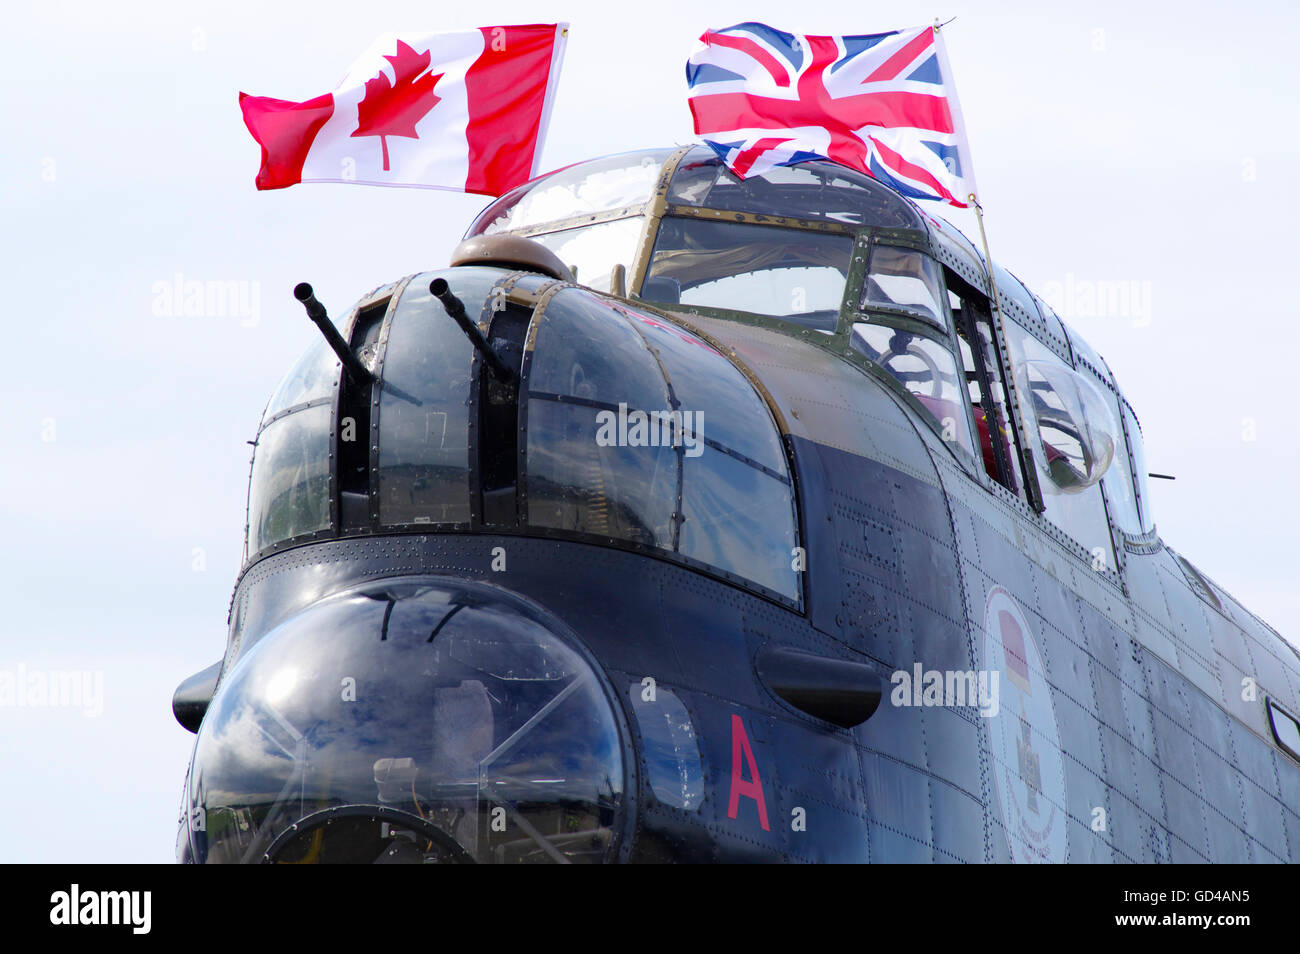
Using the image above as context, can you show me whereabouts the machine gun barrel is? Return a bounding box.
[293,282,374,384]
[429,278,515,382]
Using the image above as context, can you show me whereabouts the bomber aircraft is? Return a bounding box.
[173,146,1300,862]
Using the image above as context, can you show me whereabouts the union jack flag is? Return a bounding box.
[686,22,977,208]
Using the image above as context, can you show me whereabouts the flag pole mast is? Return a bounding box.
[965,191,1045,514]
[968,194,1003,325]
[932,20,1043,510]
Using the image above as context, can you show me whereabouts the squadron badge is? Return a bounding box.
[982,586,1068,863]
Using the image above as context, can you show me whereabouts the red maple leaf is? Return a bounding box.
[351,40,444,171]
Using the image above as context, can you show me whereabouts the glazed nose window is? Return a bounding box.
[185,579,628,864]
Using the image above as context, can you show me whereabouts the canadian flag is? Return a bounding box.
[239,25,568,196]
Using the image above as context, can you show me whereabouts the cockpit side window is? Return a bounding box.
[1075,362,1142,537]
[862,246,948,331]
[850,253,1000,474]
[1003,319,1120,573]
[947,279,1027,498]
[1121,399,1155,533]
[850,322,978,460]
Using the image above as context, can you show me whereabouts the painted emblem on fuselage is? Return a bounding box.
[982,586,1068,863]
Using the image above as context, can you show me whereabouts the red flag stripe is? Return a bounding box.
[464,25,560,196]
[702,30,792,88]
[873,136,960,205]
[862,27,935,84]
[730,136,793,177]
[690,89,954,137]
[239,92,335,191]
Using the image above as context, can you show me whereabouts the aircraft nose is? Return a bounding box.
[180,577,630,864]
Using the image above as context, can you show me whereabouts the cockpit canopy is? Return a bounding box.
[468,147,1155,540]
[466,146,922,331]
[469,146,1153,517]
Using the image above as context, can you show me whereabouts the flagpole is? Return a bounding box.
[931,19,1043,510]
[967,191,1046,514]
[968,194,1004,324]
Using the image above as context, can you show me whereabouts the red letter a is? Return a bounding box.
[727,714,770,831]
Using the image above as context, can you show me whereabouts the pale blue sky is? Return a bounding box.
[2,0,1296,862]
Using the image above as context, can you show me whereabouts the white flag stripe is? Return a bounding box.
[300,31,484,187]
[932,27,979,203]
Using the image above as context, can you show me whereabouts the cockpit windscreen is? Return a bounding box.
[644,218,852,332]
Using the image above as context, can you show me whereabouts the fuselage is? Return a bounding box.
[175,147,1300,863]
